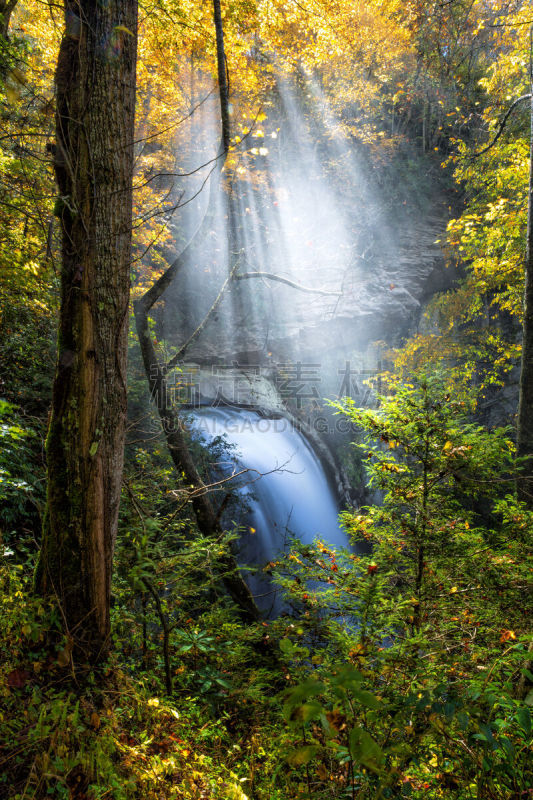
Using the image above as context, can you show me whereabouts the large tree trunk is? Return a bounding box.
[0,0,17,37]
[517,85,533,508]
[35,0,138,659]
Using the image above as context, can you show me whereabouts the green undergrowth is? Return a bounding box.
[0,563,287,800]
[1,373,533,800]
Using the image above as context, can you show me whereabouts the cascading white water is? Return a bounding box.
[189,405,352,613]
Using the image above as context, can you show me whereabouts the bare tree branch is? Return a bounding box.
[234,271,341,296]
[468,93,531,158]
[164,252,243,372]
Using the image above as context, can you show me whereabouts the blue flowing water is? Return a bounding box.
[189,406,351,613]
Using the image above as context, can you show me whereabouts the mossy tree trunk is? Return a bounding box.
[35,0,137,659]
[0,0,17,37]
[517,77,533,508]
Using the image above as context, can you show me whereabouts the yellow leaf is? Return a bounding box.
[500,630,516,643]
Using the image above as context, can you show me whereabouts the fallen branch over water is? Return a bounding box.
[235,271,341,296]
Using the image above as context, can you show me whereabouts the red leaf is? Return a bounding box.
[7,667,30,688]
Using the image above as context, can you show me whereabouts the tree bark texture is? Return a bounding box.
[0,0,17,37]
[517,76,533,508]
[35,0,137,659]
[213,0,230,153]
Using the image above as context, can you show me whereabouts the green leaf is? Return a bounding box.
[457,711,470,730]
[351,688,381,710]
[290,702,324,724]
[330,664,364,691]
[516,708,531,737]
[479,723,494,743]
[283,679,325,723]
[500,736,514,758]
[284,679,325,705]
[280,638,295,655]
[287,745,320,766]
[348,726,384,771]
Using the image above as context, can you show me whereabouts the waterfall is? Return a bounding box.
[189,405,352,613]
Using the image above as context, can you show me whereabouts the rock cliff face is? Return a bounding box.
[171,202,455,406]
[268,210,456,362]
